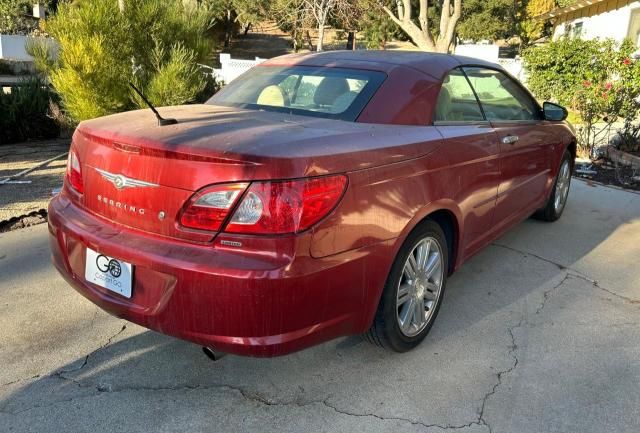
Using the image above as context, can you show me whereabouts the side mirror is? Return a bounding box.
[543,101,568,121]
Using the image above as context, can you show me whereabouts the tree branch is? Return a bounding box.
[382,5,404,28]
[402,0,412,22]
[440,0,451,37]
[418,0,434,46]
[442,0,462,48]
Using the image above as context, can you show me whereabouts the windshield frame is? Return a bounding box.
[207,65,387,122]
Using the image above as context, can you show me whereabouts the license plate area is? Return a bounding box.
[85,247,133,299]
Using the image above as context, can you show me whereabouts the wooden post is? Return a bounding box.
[346,31,355,50]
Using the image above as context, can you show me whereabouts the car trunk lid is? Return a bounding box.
[72,104,443,241]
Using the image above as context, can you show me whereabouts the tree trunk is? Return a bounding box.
[317,24,325,51]
[346,31,355,50]
[382,0,462,53]
[224,9,233,49]
[305,30,314,51]
[292,27,298,52]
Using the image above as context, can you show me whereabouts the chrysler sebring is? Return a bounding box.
[48,51,575,357]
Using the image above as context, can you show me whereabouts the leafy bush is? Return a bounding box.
[523,38,640,156]
[29,0,215,122]
[0,60,13,75]
[0,77,59,144]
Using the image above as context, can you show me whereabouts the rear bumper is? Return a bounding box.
[48,193,395,357]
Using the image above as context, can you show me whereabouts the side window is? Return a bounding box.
[435,69,485,122]
[463,67,541,122]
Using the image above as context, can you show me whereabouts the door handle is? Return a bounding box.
[502,135,519,145]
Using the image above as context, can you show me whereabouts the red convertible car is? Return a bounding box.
[49,51,575,358]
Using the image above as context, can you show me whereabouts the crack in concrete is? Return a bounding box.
[0,375,40,388]
[491,243,639,305]
[1,378,484,431]
[6,242,634,430]
[570,273,640,305]
[491,243,568,271]
[471,244,638,432]
[0,323,129,416]
[475,317,522,433]
[535,273,572,315]
[1,316,121,391]
[55,323,127,377]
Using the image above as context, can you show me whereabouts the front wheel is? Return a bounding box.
[364,220,448,352]
[535,150,572,222]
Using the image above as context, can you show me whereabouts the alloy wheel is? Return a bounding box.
[554,159,571,213]
[396,237,444,337]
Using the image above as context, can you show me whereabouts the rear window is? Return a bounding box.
[208,66,386,121]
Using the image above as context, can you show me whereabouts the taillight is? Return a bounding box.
[66,149,83,193]
[226,175,347,235]
[180,183,249,231]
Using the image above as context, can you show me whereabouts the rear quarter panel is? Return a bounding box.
[310,127,453,259]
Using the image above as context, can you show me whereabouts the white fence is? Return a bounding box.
[498,58,526,83]
[212,53,265,84]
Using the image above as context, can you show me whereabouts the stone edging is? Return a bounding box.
[0,210,48,233]
[606,146,640,170]
[573,176,640,195]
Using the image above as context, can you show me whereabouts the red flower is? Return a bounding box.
[623,58,631,65]
[602,92,609,98]
[583,80,592,87]
[605,82,612,90]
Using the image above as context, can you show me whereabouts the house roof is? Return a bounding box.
[534,0,608,20]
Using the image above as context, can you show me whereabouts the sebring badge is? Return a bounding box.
[95,168,159,190]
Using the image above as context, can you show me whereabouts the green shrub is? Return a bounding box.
[29,0,215,122]
[523,38,640,156]
[0,77,60,144]
[0,60,13,75]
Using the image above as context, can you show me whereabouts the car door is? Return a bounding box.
[433,68,501,257]
[463,67,550,226]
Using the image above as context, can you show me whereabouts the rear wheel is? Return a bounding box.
[364,220,448,352]
[535,150,572,222]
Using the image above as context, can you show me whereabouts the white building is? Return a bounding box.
[537,0,640,44]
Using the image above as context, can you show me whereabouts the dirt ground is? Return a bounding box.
[0,140,69,224]
[575,158,640,192]
[225,21,418,61]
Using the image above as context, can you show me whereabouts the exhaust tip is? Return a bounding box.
[202,346,227,361]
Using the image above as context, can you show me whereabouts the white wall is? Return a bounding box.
[454,44,500,61]
[0,35,57,61]
[553,1,640,43]
[453,44,527,84]
[0,35,32,61]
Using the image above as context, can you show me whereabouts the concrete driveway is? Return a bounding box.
[0,179,639,433]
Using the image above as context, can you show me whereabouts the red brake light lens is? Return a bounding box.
[180,183,248,231]
[66,150,83,193]
[225,175,347,235]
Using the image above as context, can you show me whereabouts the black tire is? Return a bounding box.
[364,220,448,352]
[534,150,573,222]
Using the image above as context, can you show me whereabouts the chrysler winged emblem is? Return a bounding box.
[95,168,159,190]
